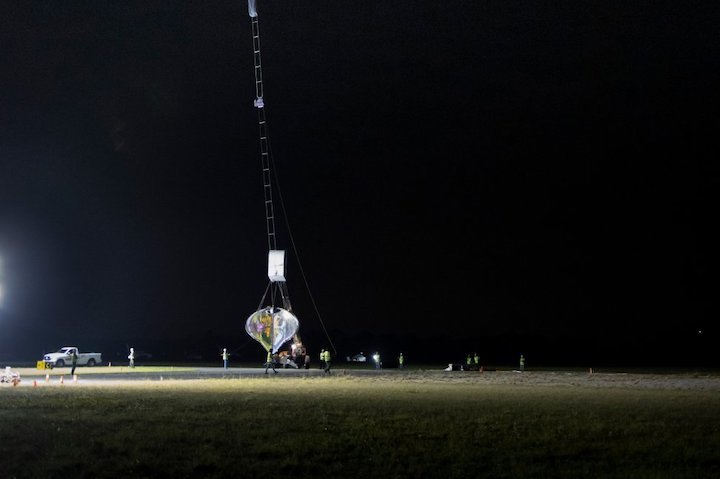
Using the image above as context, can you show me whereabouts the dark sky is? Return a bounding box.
[1,1,718,362]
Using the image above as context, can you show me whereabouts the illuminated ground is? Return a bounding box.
[6,365,720,390]
[2,369,720,478]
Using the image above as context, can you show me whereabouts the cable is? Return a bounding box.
[267,135,338,356]
[256,281,271,311]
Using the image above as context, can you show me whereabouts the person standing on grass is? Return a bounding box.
[319,349,326,370]
[304,354,311,369]
[473,352,479,370]
[398,352,405,370]
[221,348,229,369]
[373,352,381,369]
[323,348,331,374]
[519,354,525,372]
[128,347,135,368]
[466,354,472,370]
[70,349,78,376]
[265,350,277,374]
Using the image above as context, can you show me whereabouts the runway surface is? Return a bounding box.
[4,365,720,391]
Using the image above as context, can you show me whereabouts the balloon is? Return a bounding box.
[245,307,299,352]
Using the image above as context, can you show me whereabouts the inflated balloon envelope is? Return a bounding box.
[245,308,299,352]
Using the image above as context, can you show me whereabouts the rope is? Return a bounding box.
[267,135,338,356]
[256,281,271,311]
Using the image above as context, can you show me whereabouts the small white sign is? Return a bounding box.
[268,250,286,282]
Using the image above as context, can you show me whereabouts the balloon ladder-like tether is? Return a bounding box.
[246,1,336,355]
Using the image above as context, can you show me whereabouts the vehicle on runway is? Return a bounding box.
[43,347,102,368]
[349,353,367,362]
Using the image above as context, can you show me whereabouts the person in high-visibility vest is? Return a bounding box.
[519,354,525,372]
[398,353,405,370]
[221,348,229,369]
[473,352,479,370]
[323,349,331,374]
[466,354,472,369]
[128,347,135,368]
[265,350,277,374]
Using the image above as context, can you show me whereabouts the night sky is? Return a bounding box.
[1,1,718,365]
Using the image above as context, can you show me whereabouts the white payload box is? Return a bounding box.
[268,250,286,282]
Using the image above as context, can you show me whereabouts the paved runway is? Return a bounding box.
[5,365,410,385]
[5,367,720,390]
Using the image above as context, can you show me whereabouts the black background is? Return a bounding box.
[1,1,718,366]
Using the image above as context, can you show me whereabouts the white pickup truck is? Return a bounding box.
[43,347,102,368]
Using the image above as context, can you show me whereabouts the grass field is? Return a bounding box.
[2,372,720,478]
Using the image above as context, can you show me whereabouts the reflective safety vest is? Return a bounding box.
[466,356,471,364]
[323,350,331,362]
[473,355,479,364]
[399,355,404,364]
[267,351,272,362]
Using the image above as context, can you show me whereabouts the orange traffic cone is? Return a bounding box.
[588,367,593,375]
[60,375,64,384]
[73,374,78,383]
[45,373,50,383]
[480,366,484,373]
[33,380,38,387]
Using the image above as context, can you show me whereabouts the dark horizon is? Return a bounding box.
[1,328,713,369]
[1,1,718,366]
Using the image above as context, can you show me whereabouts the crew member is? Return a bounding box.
[323,348,331,374]
[221,348,229,369]
[265,350,277,374]
[71,349,78,376]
